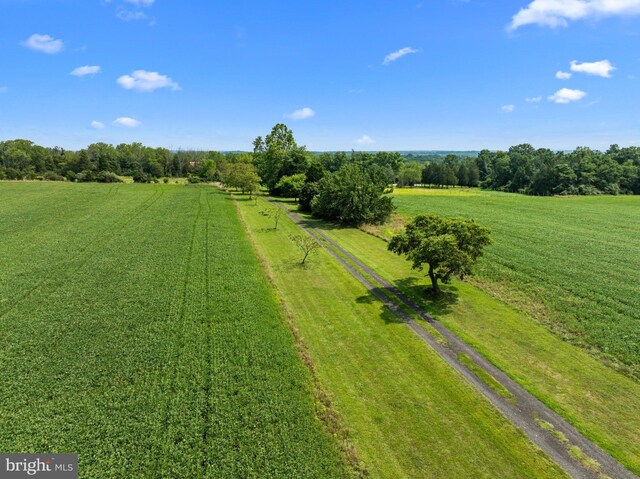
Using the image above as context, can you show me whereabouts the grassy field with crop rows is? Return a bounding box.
[391,188,640,377]
[0,182,347,478]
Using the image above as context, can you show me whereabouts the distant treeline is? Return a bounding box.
[401,151,479,164]
[401,145,640,195]
[0,139,250,183]
[2,137,640,196]
[475,144,640,196]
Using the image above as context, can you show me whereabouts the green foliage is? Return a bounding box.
[195,159,216,181]
[299,181,320,212]
[222,163,261,198]
[397,161,422,187]
[254,124,311,192]
[388,214,492,292]
[311,163,394,225]
[0,139,240,184]
[476,144,640,195]
[275,173,306,200]
[0,183,348,478]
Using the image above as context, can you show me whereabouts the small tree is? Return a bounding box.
[289,234,321,265]
[388,214,492,294]
[271,207,283,229]
[259,207,283,229]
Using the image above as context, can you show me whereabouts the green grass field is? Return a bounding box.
[312,219,640,475]
[235,194,567,479]
[0,182,347,478]
[391,188,640,377]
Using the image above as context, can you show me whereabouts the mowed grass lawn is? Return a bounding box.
[314,221,640,476]
[0,182,347,478]
[235,194,567,479]
[392,188,640,377]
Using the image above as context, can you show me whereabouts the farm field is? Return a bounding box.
[391,188,640,377]
[0,182,347,478]
[234,194,567,479]
[310,218,640,475]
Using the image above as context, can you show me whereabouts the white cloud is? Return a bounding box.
[501,104,515,112]
[548,88,587,104]
[117,70,180,92]
[116,9,147,21]
[123,0,155,5]
[383,47,418,65]
[570,59,616,77]
[285,107,316,120]
[71,65,101,77]
[355,135,375,146]
[526,96,543,102]
[509,0,640,30]
[91,121,105,129]
[113,117,141,128]
[556,70,572,79]
[21,34,64,54]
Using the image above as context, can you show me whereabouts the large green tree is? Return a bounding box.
[311,163,394,225]
[223,163,261,198]
[388,214,492,293]
[254,124,310,192]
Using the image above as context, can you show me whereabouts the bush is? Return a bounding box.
[65,170,77,182]
[187,175,202,184]
[132,171,150,183]
[95,171,122,183]
[163,178,169,184]
[44,171,66,181]
[76,170,95,182]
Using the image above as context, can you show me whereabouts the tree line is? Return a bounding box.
[475,144,640,196]
[4,135,639,199]
[0,139,246,184]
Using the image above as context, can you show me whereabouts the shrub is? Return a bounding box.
[132,171,150,183]
[44,171,66,181]
[95,171,122,183]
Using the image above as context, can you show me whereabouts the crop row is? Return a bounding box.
[0,183,346,478]
[393,189,640,374]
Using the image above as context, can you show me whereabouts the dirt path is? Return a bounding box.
[268,198,638,479]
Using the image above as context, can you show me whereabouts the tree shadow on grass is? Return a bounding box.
[297,216,349,233]
[270,197,298,206]
[356,290,405,325]
[395,277,459,317]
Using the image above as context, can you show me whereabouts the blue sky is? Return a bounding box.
[1,0,640,151]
